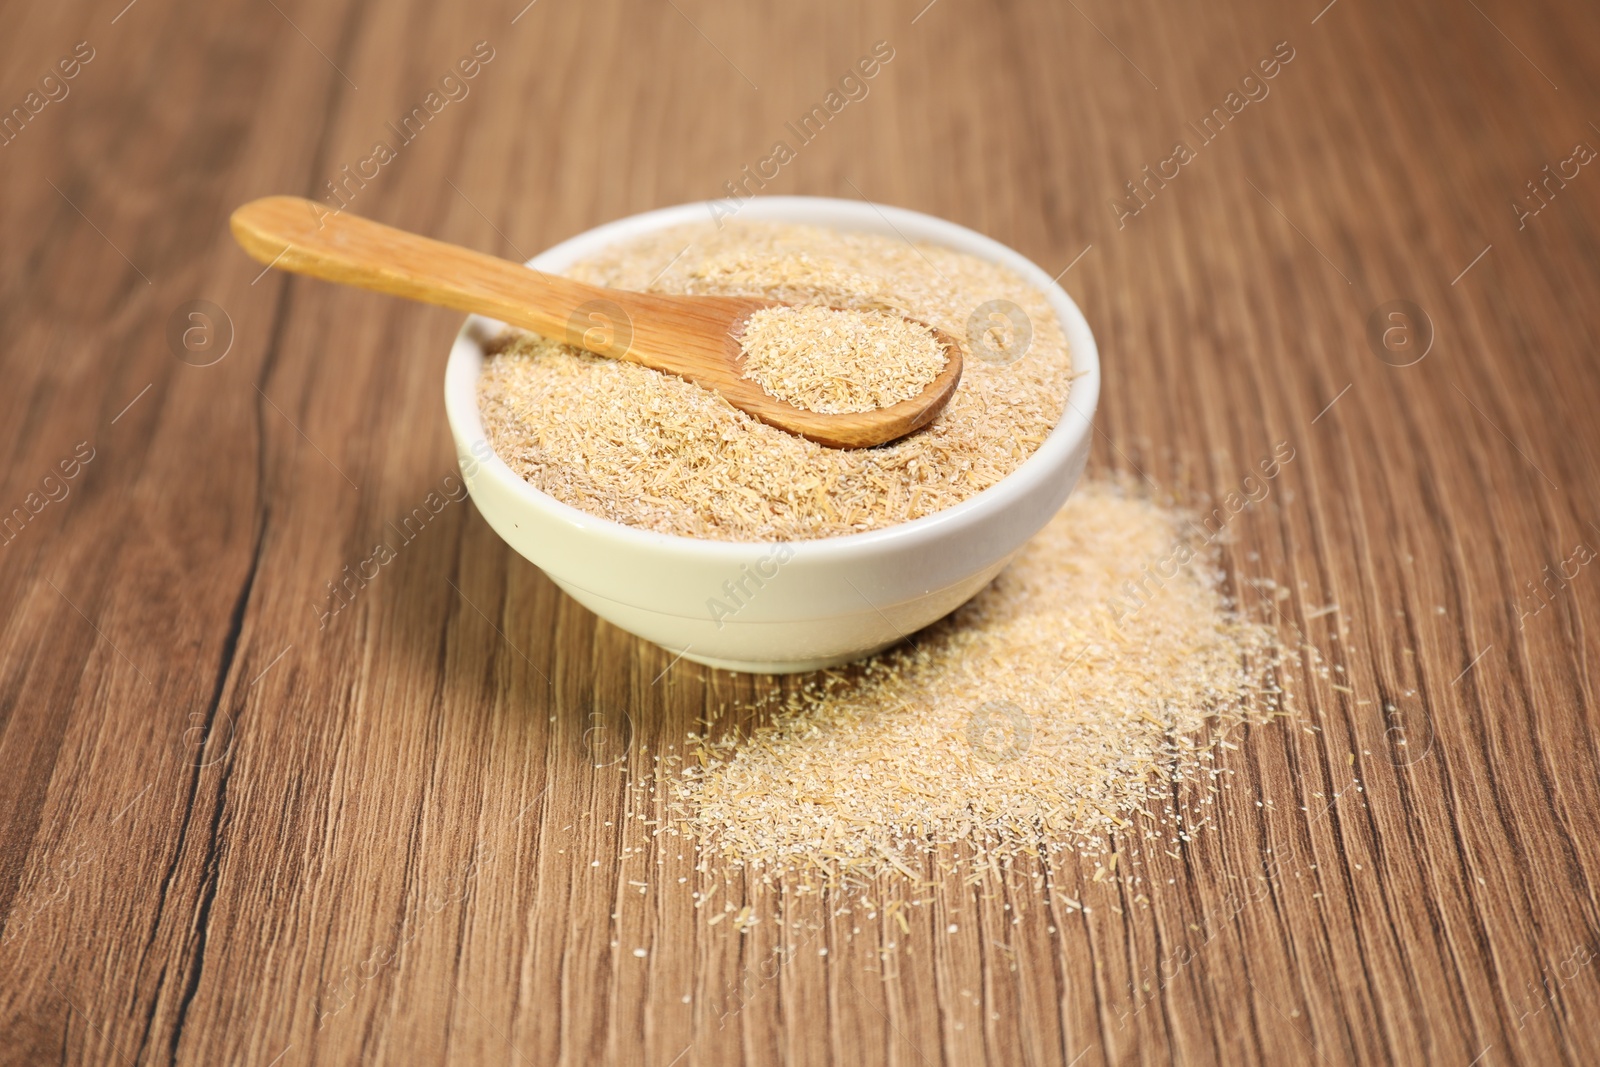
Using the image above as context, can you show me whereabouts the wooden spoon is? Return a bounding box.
[229,196,962,448]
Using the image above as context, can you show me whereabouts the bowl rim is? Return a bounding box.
[445,194,1100,561]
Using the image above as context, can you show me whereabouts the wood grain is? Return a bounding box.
[2,0,1599,1064]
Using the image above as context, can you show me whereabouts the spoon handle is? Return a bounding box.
[230,196,621,346]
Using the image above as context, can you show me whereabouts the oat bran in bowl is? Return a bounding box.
[444,196,1099,673]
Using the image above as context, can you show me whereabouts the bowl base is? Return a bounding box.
[676,640,903,675]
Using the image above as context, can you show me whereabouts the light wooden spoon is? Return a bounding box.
[229,196,962,448]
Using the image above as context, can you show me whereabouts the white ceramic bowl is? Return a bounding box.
[444,196,1100,673]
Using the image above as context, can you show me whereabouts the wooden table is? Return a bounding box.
[3,0,1598,1063]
